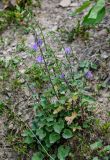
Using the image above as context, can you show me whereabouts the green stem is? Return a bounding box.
[34,31,59,100]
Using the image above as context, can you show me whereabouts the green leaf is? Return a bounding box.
[102,145,110,152]
[90,140,103,150]
[24,136,34,144]
[22,130,34,137]
[75,1,91,14]
[62,129,73,139]
[0,101,5,116]
[93,157,99,160]
[41,97,48,108]
[36,129,46,140]
[45,136,52,148]
[74,73,83,80]
[59,98,66,105]
[82,95,95,103]
[46,121,54,127]
[37,121,46,128]
[83,7,105,25]
[33,104,39,110]
[46,116,54,122]
[79,60,90,68]
[49,133,60,144]
[90,62,98,70]
[53,119,64,134]
[32,152,44,160]
[36,111,44,117]
[89,0,105,19]
[70,1,91,16]
[58,145,70,160]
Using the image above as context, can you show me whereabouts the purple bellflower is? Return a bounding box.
[32,43,38,51]
[65,47,71,55]
[60,73,65,79]
[85,71,93,79]
[37,39,43,47]
[36,55,44,63]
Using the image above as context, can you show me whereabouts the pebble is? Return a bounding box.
[51,25,58,31]
[23,87,30,96]
[98,98,104,103]
[19,68,25,74]
[101,51,109,59]
[19,78,25,84]
[9,124,14,129]
[70,3,78,7]
[0,51,3,55]
[59,0,71,7]
[98,29,107,36]
[20,52,28,59]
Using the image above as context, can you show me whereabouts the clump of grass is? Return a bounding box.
[0,0,41,33]
[0,10,15,32]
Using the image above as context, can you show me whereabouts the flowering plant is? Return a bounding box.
[22,32,96,160]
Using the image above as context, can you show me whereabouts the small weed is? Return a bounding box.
[0,10,15,32]
[67,0,107,42]
[0,101,5,116]
[0,0,35,32]
[101,122,110,134]
[67,22,91,42]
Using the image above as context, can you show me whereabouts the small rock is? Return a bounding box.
[5,56,12,61]
[59,0,71,7]
[0,51,3,55]
[98,98,103,103]
[0,1,3,9]
[23,87,30,96]
[70,3,78,7]
[25,114,30,121]
[57,54,64,58]
[7,92,12,97]
[10,0,16,6]
[51,25,58,31]
[19,78,25,84]
[9,124,14,129]
[20,52,28,59]
[18,112,22,116]
[7,48,13,53]
[98,29,107,36]
[101,52,109,59]
[19,68,25,74]
[11,41,17,47]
